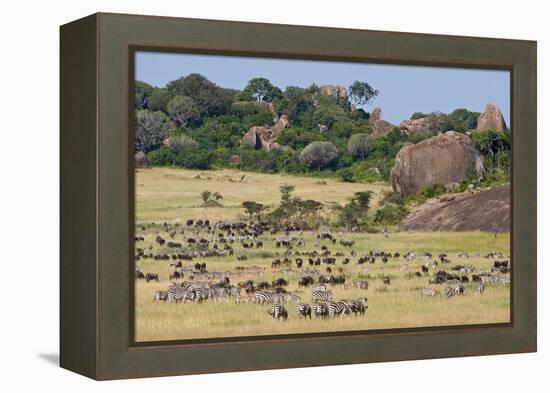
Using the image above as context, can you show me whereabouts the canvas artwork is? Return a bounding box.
[133,52,511,342]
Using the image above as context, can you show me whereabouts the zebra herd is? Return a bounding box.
[137,220,510,330]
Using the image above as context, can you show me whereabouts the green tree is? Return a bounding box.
[134,81,153,109]
[242,201,265,221]
[134,109,172,153]
[299,141,339,171]
[338,191,373,231]
[167,96,199,127]
[148,88,174,112]
[347,133,374,160]
[348,81,379,108]
[242,77,282,102]
[169,134,198,155]
[447,108,480,132]
[166,73,232,116]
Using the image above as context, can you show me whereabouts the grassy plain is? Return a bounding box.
[135,168,510,342]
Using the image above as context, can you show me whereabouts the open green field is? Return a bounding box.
[135,168,510,342]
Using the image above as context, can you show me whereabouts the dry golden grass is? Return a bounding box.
[134,168,510,342]
[136,167,390,223]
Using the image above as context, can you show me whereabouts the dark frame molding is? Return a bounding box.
[60,12,537,380]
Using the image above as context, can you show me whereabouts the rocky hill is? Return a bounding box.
[401,184,510,232]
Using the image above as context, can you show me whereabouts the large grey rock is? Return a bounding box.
[476,102,507,131]
[240,115,290,150]
[390,131,484,196]
[369,107,395,137]
[319,84,348,100]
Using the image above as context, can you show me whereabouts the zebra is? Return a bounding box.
[192,288,211,302]
[474,283,485,294]
[314,303,329,319]
[311,284,327,292]
[326,301,353,318]
[312,290,333,303]
[296,304,312,319]
[255,291,276,304]
[268,304,288,320]
[342,298,368,315]
[421,288,441,298]
[167,286,195,303]
[152,290,168,302]
[445,284,465,298]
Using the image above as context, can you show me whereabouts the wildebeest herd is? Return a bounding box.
[135,219,511,331]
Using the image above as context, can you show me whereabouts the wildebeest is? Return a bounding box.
[145,272,159,282]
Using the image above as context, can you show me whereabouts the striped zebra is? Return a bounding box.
[167,285,194,303]
[152,290,168,302]
[268,304,288,320]
[341,298,368,315]
[474,283,485,294]
[312,290,333,303]
[445,284,465,298]
[296,304,312,319]
[255,291,276,304]
[420,288,441,298]
[192,288,212,302]
[326,301,353,318]
[314,303,329,319]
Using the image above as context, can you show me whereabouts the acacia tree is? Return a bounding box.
[347,133,374,160]
[338,191,373,231]
[242,201,265,221]
[167,96,199,127]
[134,109,172,153]
[348,81,379,108]
[299,141,339,171]
[243,77,282,102]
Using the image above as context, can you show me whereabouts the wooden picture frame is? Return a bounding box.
[60,12,537,380]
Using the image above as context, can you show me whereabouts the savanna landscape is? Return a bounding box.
[134,58,511,342]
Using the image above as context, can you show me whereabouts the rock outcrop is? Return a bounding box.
[476,102,507,131]
[319,84,348,100]
[400,116,445,136]
[401,184,510,232]
[240,115,290,150]
[390,131,484,196]
[369,107,395,137]
[134,151,148,167]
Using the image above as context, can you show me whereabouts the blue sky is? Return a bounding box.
[136,51,510,125]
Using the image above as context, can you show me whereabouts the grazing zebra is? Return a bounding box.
[268,304,288,320]
[312,290,333,303]
[314,303,329,319]
[349,298,369,315]
[296,304,312,319]
[474,283,485,294]
[421,288,441,298]
[152,290,168,302]
[445,284,465,298]
[327,301,353,318]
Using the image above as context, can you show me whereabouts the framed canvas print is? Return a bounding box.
[60,13,537,380]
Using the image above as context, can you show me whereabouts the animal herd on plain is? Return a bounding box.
[135,219,511,321]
